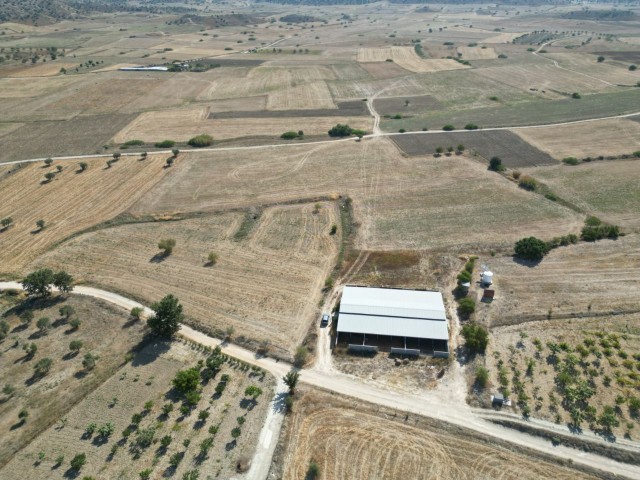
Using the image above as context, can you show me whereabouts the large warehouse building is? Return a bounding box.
[336,286,449,356]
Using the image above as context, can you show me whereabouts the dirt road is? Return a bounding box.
[1,281,639,478]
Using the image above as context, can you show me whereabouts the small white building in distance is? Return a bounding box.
[336,285,449,357]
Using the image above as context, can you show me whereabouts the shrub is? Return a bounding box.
[207,252,218,265]
[518,175,537,191]
[307,461,320,479]
[70,453,86,471]
[173,367,200,394]
[155,140,175,148]
[476,366,489,387]
[458,297,476,317]
[158,238,176,255]
[514,236,549,261]
[130,307,144,320]
[461,323,489,353]
[442,124,455,131]
[328,124,353,137]
[139,469,152,480]
[581,217,620,242]
[330,224,337,235]
[562,157,580,165]
[464,123,478,130]
[187,134,214,147]
[294,346,308,367]
[231,427,241,438]
[571,92,581,99]
[488,156,505,172]
[280,131,299,140]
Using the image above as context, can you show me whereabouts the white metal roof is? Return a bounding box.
[337,286,448,340]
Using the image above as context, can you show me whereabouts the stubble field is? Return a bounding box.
[129,139,582,252]
[357,47,468,73]
[277,388,600,480]
[30,203,339,356]
[0,155,170,275]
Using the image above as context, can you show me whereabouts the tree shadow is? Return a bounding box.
[74,370,88,380]
[150,252,170,263]
[63,467,81,479]
[62,351,78,361]
[130,338,171,367]
[511,255,543,268]
[122,317,139,329]
[52,317,68,328]
[272,391,288,414]
[10,420,25,431]
[11,323,29,333]
[225,439,237,451]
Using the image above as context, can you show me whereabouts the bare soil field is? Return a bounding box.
[0,339,274,480]
[373,95,442,116]
[391,131,557,167]
[31,204,339,356]
[485,314,640,437]
[477,234,640,329]
[130,139,581,252]
[276,388,599,480]
[114,108,371,142]
[0,113,137,162]
[513,118,640,160]
[529,160,640,230]
[0,294,146,467]
[0,155,170,275]
[457,46,498,60]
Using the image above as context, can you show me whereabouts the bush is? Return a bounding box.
[464,123,478,130]
[562,157,580,165]
[122,139,145,147]
[476,366,489,387]
[307,461,320,479]
[458,297,476,317]
[187,134,214,147]
[173,367,200,394]
[488,156,505,172]
[518,175,537,191]
[70,453,86,471]
[294,346,308,367]
[328,124,353,137]
[280,131,299,140]
[571,92,581,99]
[155,140,175,148]
[442,124,455,131]
[461,323,489,353]
[514,236,549,261]
[158,238,176,255]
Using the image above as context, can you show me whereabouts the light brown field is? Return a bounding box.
[267,81,336,110]
[0,155,170,275]
[483,32,526,43]
[31,203,339,355]
[513,118,640,160]
[474,63,619,97]
[0,294,146,467]
[477,234,640,329]
[545,52,640,86]
[91,63,141,72]
[356,47,468,73]
[8,63,76,78]
[279,389,599,480]
[0,76,85,99]
[358,61,411,80]
[0,340,274,479]
[528,159,640,230]
[0,122,24,138]
[457,46,498,60]
[113,108,370,141]
[130,138,582,252]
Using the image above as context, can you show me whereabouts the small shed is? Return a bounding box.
[482,289,495,302]
[492,393,504,406]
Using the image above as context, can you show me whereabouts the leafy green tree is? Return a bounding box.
[597,56,605,62]
[82,352,98,371]
[20,310,34,325]
[44,158,53,166]
[475,367,489,387]
[44,172,56,182]
[488,156,505,171]
[70,453,86,471]
[307,461,320,479]
[34,357,53,377]
[147,294,183,338]
[112,152,121,161]
[244,385,262,399]
[283,369,300,395]
[130,307,144,320]
[18,408,29,423]
[173,367,200,394]
[294,346,308,367]
[59,305,75,319]
[158,238,176,255]
[69,340,83,354]
[53,271,74,294]
[171,148,180,157]
[598,405,620,431]
[457,297,476,317]
[461,323,489,353]
[36,219,45,230]
[464,123,478,130]
[23,342,37,358]
[69,318,81,330]
[231,427,241,438]
[207,252,218,265]
[0,217,13,230]
[22,269,54,297]
[328,124,353,137]
[36,316,51,333]
[514,237,549,261]
[442,124,455,131]
[572,92,581,99]
[78,162,88,172]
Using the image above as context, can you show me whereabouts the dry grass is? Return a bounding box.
[130,139,581,252]
[0,340,274,479]
[528,160,640,230]
[267,81,336,110]
[8,63,77,78]
[0,155,170,275]
[513,118,640,160]
[477,234,640,329]
[358,61,411,79]
[483,32,526,43]
[0,294,146,467]
[545,53,640,86]
[279,388,599,480]
[0,76,84,99]
[457,46,498,60]
[31,203,339,355]
[356,47,468,73]
[113,108,370,141]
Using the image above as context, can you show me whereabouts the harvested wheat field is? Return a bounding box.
[130,139,582,252]
[513,118,640,160]
[0,294,146,468]
[0,340,274,479]
[529,159,640,230]
[267,81,336,110]
[8,63,76,78]
[482,32,526,44]
[114,107,370,142]
[356,47,393,63]
[359,61,411,79]
[457,46,498,60]
[477,234,640,329]
[277,389,599,480]
[0,155,170,275]
[545,53,640,86]
[31,203,339,355]
[356,47,468,73]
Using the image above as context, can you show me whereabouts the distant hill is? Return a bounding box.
[560,9,636,21]
[259,0,567,5]
[280,14,325,23]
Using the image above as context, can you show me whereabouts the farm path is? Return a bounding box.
[1,282,640,479]
[2,110,640,166]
